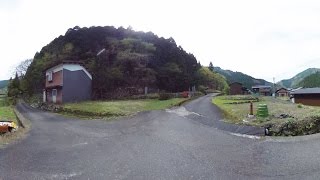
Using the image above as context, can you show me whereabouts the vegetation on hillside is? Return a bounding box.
[278,68,320,88]
[298,72,320,88]
[214,66,271,89]
[197,67,229,94]
[21,26,229,99]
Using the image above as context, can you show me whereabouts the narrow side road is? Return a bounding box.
[184,94,265,135]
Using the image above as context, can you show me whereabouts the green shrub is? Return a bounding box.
[159,93,174,100]
[267,115,320,136]
[198,85,208,94]
[297,104,303,108]
[131,93,160,100]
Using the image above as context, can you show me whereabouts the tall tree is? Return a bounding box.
[15,59,33,77]
[7,72,21,103]
[209,62,214,72]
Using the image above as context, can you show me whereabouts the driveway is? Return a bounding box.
[1,95,320,179]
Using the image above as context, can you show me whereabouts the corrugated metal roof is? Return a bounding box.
[291,88,320,94]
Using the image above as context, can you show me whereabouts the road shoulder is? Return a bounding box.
[0,105,31,148]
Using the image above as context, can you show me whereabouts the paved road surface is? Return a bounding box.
[1,94,320,179]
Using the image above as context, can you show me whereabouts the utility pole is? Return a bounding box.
[273,77,276,98]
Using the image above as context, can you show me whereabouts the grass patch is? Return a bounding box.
[213,95,320,136]
[212,95,260,124]
[0,96,17,123]
[62,98,188,118]
[0,106,17,122]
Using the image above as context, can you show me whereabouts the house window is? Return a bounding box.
[52,89,57,96]
[48,71,53,82]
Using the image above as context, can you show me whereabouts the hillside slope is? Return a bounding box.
[278,68,320,88]
[214,67,271,89]
[297,72,320,88]
[0,80,9,89]
[23,26,228,98]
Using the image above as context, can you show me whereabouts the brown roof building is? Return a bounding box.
[276,88,289,97]
[291,88,320,106]
[252,85,272,96]
[229,82,248,95]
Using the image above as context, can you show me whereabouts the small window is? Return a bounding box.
[52,89,57,96]
[48,71,53,82]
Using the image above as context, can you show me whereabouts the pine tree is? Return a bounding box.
[7,72,21,104]
[209,62,214,72]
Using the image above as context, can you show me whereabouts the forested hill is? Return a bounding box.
[214,67,271,89]
[298,72,320,88]
[278,68,320,88]
[23,26,228,98]
[0,80,8,89]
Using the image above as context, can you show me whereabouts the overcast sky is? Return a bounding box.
[1,0,320,82]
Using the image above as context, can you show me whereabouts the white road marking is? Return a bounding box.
[230,132,261,140]
[51,172,82,178]
[166,107,204,117]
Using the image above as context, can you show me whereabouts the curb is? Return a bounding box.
[14,107,31,130]
[14,109,24,128]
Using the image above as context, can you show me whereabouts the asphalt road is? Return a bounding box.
[1,94,320,179]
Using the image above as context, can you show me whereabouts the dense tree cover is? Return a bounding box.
[22,26,229,98]
[197,67,229,94]
[298,72,320,88]
[7,73,21,104]
[214,67,271,89]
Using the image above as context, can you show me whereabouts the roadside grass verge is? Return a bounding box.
[0,106,17,122]
[213,95,320,136]
[62,98,189,119]
[0,96,17,124]
[0,108,31,148]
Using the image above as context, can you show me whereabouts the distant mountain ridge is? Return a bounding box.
[214,67,271,89]
[0,80,8,89]
[297,72,320,88]
[278,68,320,88]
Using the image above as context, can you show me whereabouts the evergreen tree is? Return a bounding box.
[209,62,214,72]
[7,72,21,104]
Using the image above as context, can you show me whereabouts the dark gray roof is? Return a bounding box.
[252,85,271,89]
[275,87,288,92]
[229,82,242,85]
[291,88,320,94]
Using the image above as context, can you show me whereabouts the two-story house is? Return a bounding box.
[252,85,272,96]
[44,62,92,104]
